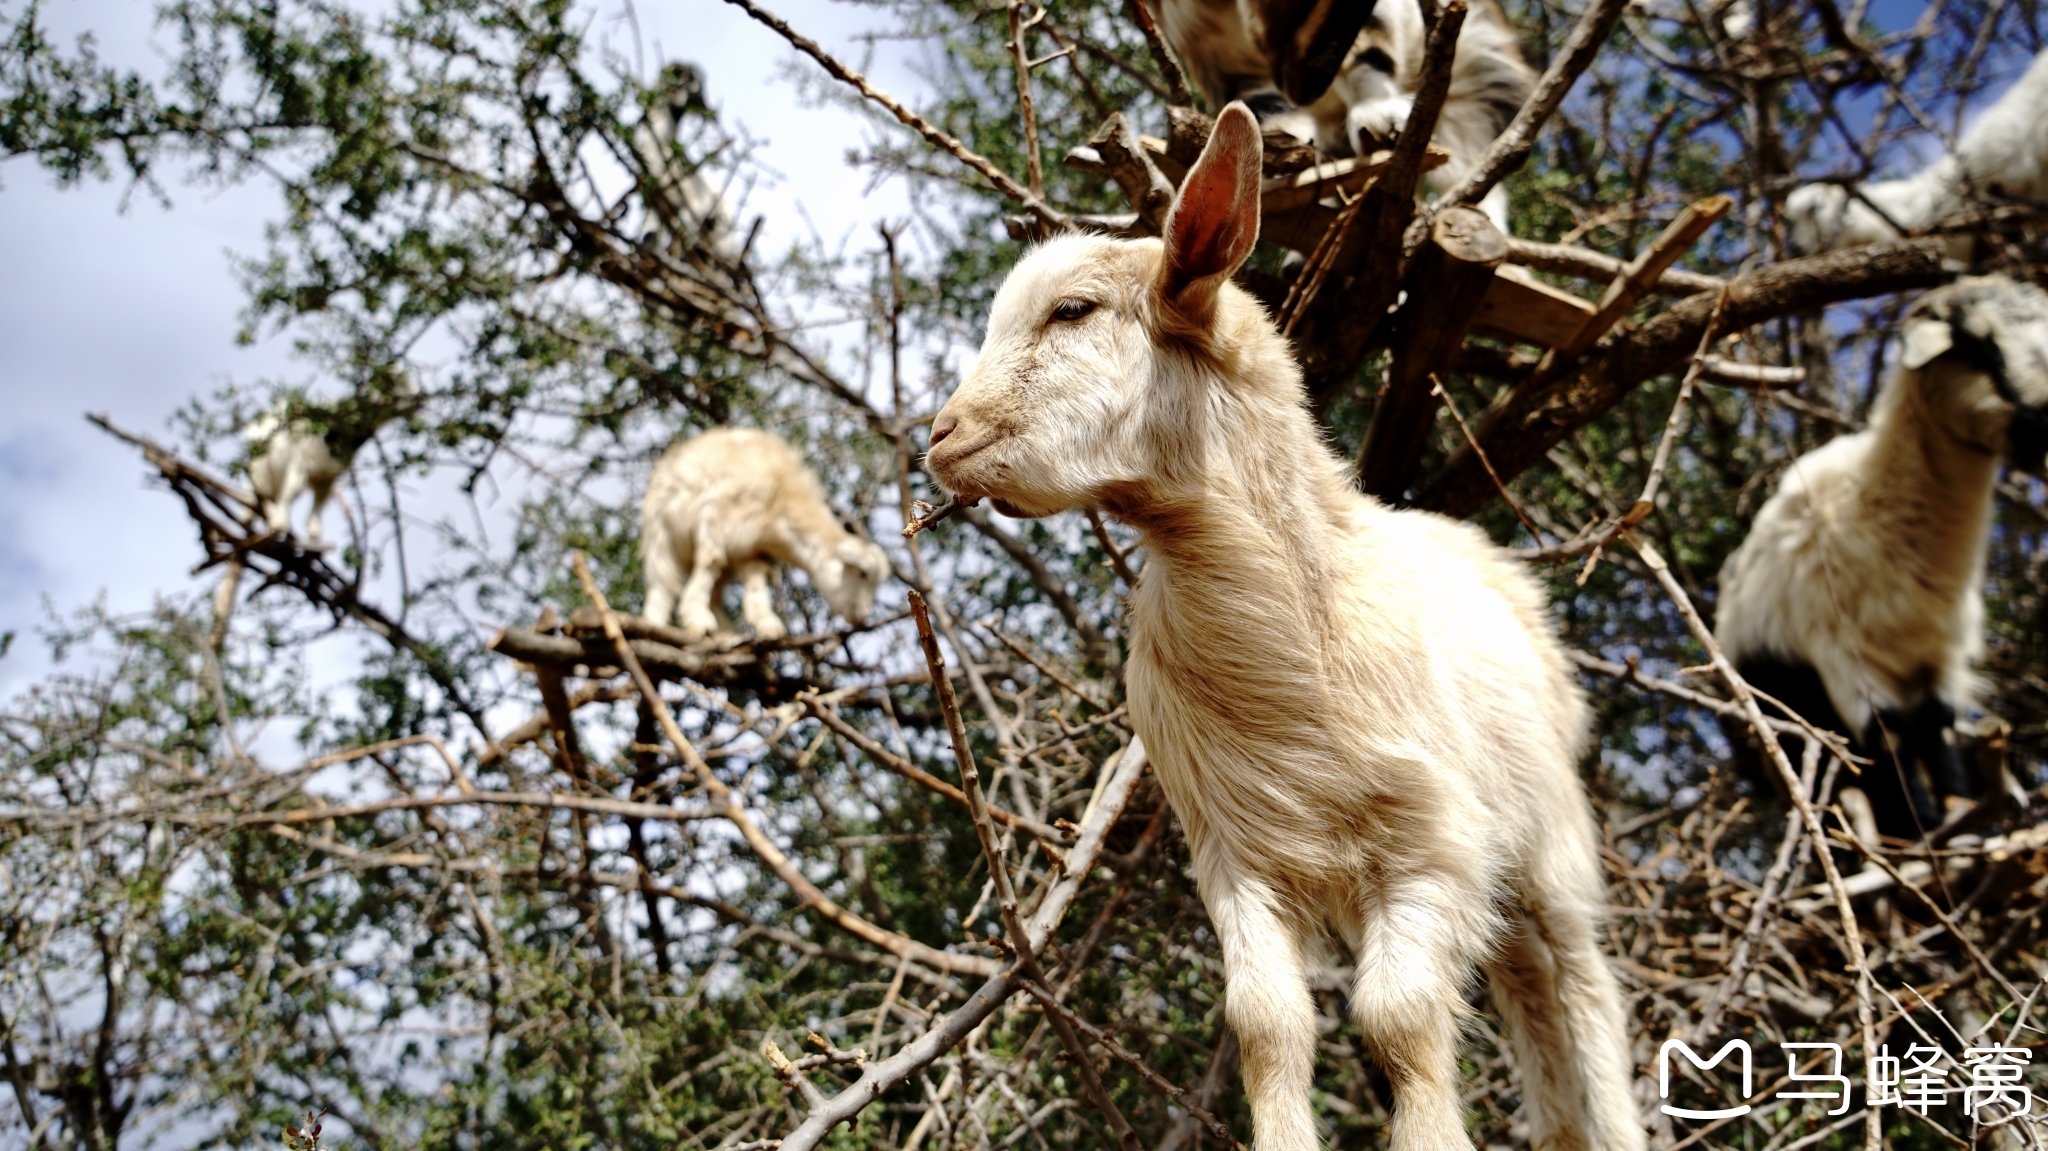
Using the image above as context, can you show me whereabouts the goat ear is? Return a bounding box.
[1901,317,1954,370]
[1158,102,1263,320]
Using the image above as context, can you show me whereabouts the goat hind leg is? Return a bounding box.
[305,478,336,549]
[1207,879,1320,1151]
[677,520,727,638]
[1350,880,1485,1151]
[1513,865,1644,1151]
[734,561,787,639]
[1488,909,1590,1151]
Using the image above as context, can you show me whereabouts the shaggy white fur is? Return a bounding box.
[1786,50,2048,253]
[1716,277,2048,837]
[1159,0,1534,229]
[246,414,348,548]
[641,427,890,640]
[927,104,1640,1151]
[245,381,415,548]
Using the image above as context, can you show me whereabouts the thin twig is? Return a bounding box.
[1086,509,1140,589]
[719,0,1067,230]
[1278,188,1365,339]
[908,590,1143,1151]
[1442,0,1631,206]
[904,494,978,537]
[1007,1,1046,200]
[1120,0,1193,106]
[1628,534,1881,1151]
[1021,982,1248,1151]
[570,553,1001,978]
[1430,375,1543,541]
[767,741,1151,1151]
[801,696,1074,848]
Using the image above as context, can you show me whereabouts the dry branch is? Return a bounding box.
[1471,272,1598,348]
[89,414,497,740]
[1420,237,1952,516]
[719,0,1067,231]
[801,695,1074,847]
[1293,0,1468,393]
[769,740,1152,1151]
[1020,982,1247,1151]
[1531,195,1731,375]
[1501,238,1727,296]
[1360,206,1507,501]
[569,553,1003,978]
[908,590,1139,1151]
[1078,113,1175,233]
[1441,0,1631,206]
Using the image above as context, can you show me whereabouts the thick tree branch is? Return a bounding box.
[1419,238,1951,517]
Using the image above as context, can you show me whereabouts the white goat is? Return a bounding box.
[1160,0,1535,229]
[1786,49,2048,253]
[1716,276,2048,840]
[641,428,890,640]
[634,62,741,264]
[246,383,413,548]
[927,105,1640,1151]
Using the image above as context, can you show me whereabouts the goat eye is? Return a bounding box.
[1050,298,1097,323]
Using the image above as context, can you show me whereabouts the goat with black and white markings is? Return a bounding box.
[1716,276,2048,841]
[1159,0,1535,228]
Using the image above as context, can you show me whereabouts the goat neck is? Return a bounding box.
[1856,359,1999,594]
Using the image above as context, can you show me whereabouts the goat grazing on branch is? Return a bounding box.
[927,104,1641,1151]
[245,378,416,549]
[1786,49,2048,254]
[641,428,890,640]
[1716,276,2048,842]
[1160,0,1535,227]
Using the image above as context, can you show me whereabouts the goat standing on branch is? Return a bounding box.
[245,376,417,549]
[634,61,741,265]
[1786,49,2048,254]
[641,428,890,640]
[1160,0,1534,227]
[1716,276,2048,842]
[927,104,1642,1151]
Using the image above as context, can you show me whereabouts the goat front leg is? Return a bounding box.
[732,560,787,639]
[1206,876,1319,1151]
[677,523,728,639]
[1350,878,1488,1151]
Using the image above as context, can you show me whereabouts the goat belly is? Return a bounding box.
[1859,693,1974,841]
[1729,655,1970,841]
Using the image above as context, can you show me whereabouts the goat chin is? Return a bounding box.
[640,427,889,640]
[929,103,1644,1151]
[1716,276,2048,839]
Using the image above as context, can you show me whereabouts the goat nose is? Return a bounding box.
[930,412,958,445]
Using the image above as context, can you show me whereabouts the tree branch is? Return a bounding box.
[1419,238,1951,516]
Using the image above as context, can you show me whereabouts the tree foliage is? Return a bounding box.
[5,0,2048,1146]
